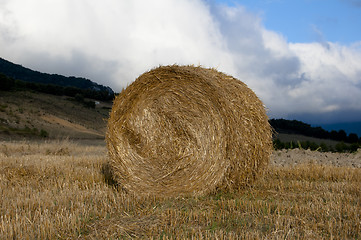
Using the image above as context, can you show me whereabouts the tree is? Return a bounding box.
[337,130,347,142]
[330,130,338,141]
[74,93,84,103]
[0,73,15,90]
[319,143,328,152]
[335,142,347,152]
[347,133,359,143]
[349,143,360,153]
[84,100,96,108]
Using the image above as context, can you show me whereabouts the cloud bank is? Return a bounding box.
[1,0,361,123]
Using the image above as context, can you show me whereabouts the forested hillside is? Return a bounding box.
[0,73,114,102]
[270,118,361,152]
[270,118,360,144]
[0,57,114,99]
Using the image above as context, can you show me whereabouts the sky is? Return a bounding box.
[1,0,361,125]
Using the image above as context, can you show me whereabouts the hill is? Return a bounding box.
[270,118,360,143]
[0,90,111,140]
[270,118,361,152]
[0,57,114,96]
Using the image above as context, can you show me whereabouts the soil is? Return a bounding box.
[271,148,361,168]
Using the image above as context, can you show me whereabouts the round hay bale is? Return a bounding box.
[106,65,272,196]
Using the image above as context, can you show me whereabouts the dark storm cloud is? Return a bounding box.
[290,109,361,125]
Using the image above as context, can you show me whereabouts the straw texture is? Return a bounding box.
[106,65,272,196]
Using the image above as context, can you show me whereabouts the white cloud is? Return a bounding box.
[0,0,235,86]
[288,42,361,112]
[1,0,361,122]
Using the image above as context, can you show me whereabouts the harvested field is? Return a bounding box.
[1,140,360,239]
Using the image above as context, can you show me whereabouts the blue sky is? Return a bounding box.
[1,0,361,125]
[217,0,361,43]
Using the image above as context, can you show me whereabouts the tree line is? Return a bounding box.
[269,118,360,144]
[0,73,114,102]
[0,57,114,97]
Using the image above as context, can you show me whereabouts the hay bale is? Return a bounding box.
[106,65,272,196]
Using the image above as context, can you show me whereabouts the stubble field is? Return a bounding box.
[1,140,360,239]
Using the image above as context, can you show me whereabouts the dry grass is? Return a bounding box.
[106,65,272,197]
[1,140,360,239]
[0,91,110,140]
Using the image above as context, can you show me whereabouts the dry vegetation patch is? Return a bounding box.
[0,140,360,239]
[0,91,109,140]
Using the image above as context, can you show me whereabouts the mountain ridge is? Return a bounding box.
[0,57,114,95]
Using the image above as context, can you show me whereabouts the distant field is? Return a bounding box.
[1,140,360,239]
[275,133,342,147]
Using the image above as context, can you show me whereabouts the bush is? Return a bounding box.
[84,100,96,108]
[40,129,49,138]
